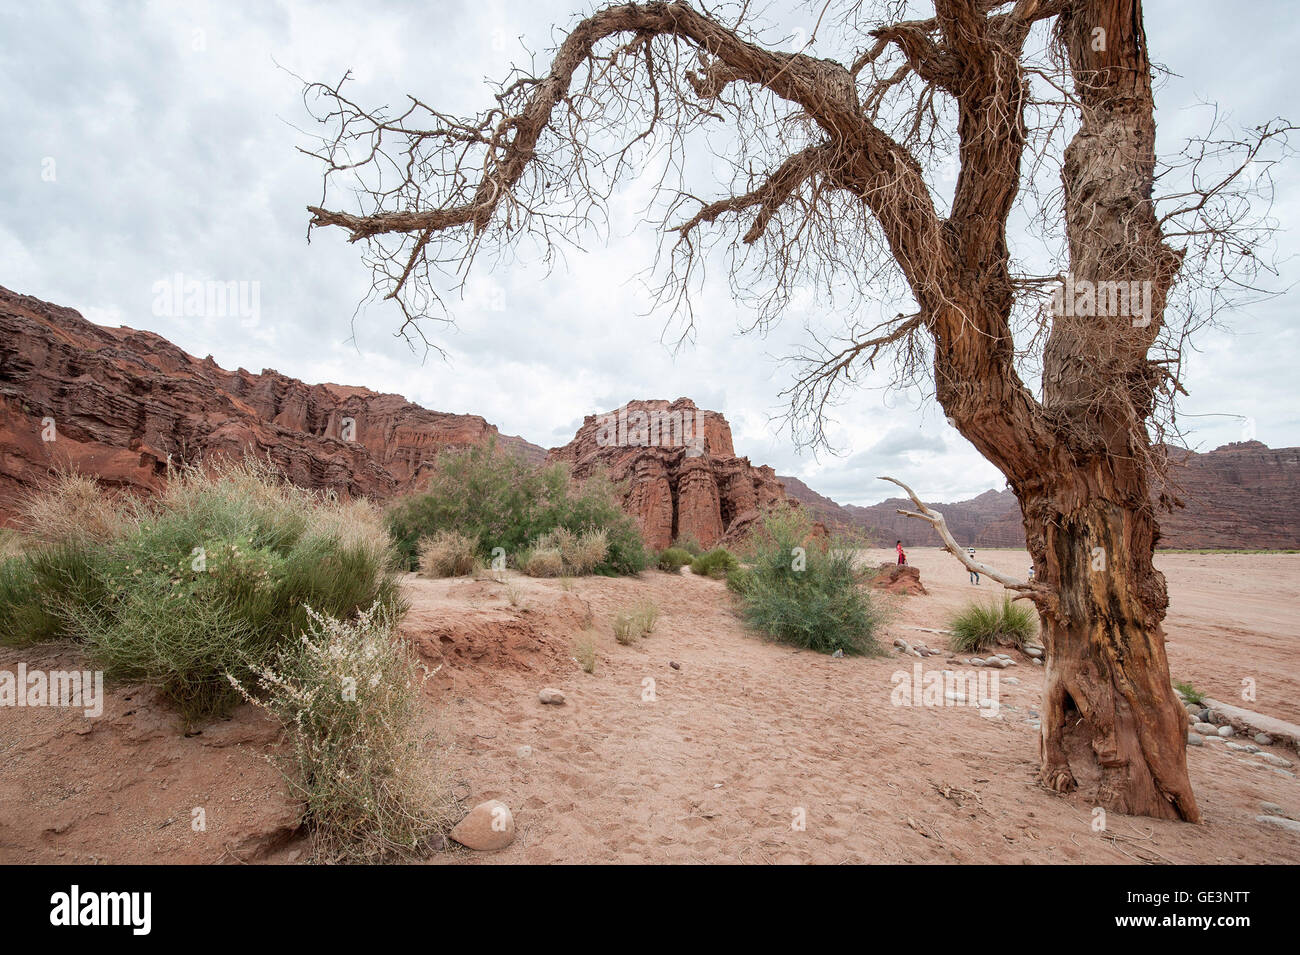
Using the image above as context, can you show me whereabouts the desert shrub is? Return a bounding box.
[673,535,703,557]
[3,460,402,724]
[656,547,693,572]
[417,529,479,577]
[1175,681,1206,706]
[386,443,647,575]
[520,547,565,578]
[947,596,1038,653]
[690,547,739,579]
[735,508,884,656]
[231,603,447,862]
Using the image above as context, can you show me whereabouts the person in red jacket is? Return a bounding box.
[896,540,906,565]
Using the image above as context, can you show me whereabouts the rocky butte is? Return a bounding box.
[546,398,791,552]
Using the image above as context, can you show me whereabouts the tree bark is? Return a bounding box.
[1025,0,1199,821]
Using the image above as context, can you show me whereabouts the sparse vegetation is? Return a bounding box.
[655,547,693,572]
[947,596,1038,653]
[574,632,597,673]
[417,529,480,577]
[0,460,403,724]
[731,509,884,656]
[386,442,647,575]
[612,611,637,645]
[690,547,739,580]
[1175,681,1207,707]
[230,602,447,862]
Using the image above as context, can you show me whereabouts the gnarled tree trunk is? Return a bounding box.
[1024,0,1198,821]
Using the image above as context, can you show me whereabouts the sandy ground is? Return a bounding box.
[410,550,1300,864]
[2,550,1298,863]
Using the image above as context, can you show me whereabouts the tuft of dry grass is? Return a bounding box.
[612,601,659,645]
[632,600,659,636]
[574,631,597,673]
[18,470,135,545]
[612,611,637,645]
[0,527,27,559]
[417,529,479,577]
[523,527,608,576]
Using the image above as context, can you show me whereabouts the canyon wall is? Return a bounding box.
[0,287,544,522]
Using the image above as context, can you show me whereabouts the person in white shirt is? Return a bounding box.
[967,546,979,584]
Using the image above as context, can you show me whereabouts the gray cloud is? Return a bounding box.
[1,0,1294,507]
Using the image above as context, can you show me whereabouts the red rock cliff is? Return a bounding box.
[0,287,544,521]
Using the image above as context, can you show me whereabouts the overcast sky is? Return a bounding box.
[3,0,1296,505]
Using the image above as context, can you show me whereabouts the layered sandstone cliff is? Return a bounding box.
[0,287,544,522]
[546,398,791,551]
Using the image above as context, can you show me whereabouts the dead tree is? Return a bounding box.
[302,0,1291,821]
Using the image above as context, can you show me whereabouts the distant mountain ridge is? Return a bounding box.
[779,440,1300,550]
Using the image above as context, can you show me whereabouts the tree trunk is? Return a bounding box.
[1023,485,1199,821]
[1030,0,1199,820]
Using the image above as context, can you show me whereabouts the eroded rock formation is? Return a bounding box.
[0,287,544,522]
[547,398,791,551]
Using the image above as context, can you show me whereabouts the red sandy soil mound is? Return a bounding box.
[868,563,928,595]
[0,643,301,864]
[402,576,594,672]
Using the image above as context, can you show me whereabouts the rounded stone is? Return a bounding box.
[449,799,515,851]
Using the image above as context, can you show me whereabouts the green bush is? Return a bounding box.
[0,542,108,647]
[386,442,648,576]
[673,535,704,557]
[725,565,756,596]
[656,547,694,572]
[3,460,402,725]
[690,548,739,579]
[947,596,1038,653]
[733,509,884,656]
